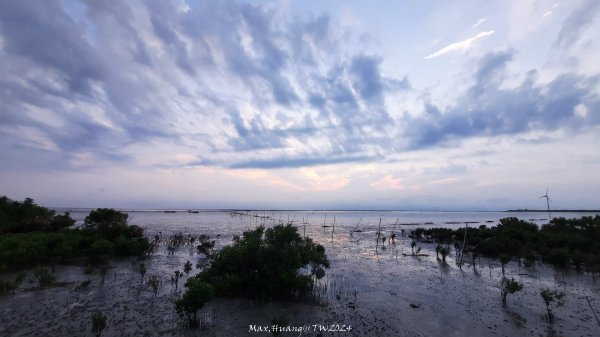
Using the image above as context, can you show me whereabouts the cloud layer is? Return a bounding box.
[0,0,598,175]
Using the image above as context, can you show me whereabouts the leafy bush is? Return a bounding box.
[175,278,215,327]
[501,278,523,306]
[85,239,114,265]
[184,261,192,274]
[0,201,150,271]
[82,208,129,239]
[0,196,74,233]
[113,235,151,257]
[415,216,600,270]
[540,289,565,322]
[195,224,329,301]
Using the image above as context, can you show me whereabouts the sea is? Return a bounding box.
[60,209,599,232]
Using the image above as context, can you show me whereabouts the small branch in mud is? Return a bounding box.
[586,296,600,327]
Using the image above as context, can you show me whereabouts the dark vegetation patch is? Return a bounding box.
[0,196,150,272]
[176,224,330,326]
[410,216,600,272]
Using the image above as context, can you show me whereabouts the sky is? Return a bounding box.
[1,0,599,210]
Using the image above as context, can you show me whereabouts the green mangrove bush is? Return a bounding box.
[175,278,215,327]
[413,216,600,271]
[0,196,150,272]
[197,224,329,301]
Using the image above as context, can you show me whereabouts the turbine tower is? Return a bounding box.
[539,188,551,221]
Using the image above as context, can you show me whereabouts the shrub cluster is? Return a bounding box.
[196,224,329,300]
[0,196,75,233]
[0,196,150,272]
[413,216,600,271]
[176,224,330,325]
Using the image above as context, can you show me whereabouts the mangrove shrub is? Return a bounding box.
[190,224,330,301]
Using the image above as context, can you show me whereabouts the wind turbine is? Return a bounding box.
[539,188,551,220]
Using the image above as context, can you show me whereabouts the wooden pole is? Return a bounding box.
[331,216,335,243]
[376,218,381,251]
[459,223,468,267]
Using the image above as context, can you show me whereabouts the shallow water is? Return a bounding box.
[1,210,599,336]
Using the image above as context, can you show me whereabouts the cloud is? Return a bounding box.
[553,0,600,49]
[370,174,420,191]
[424,31,495,59]
[0,1,106,93]
[405,50,600,150]
[471,49,515,95]
[1,1,599,175]
[1,0,414,171]
[428,177,459,185]
[472,18,487,29]
[350,55,385,103]
[228,154,379,169]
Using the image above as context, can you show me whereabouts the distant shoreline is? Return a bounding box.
[507,209,600,213]
[51,208,600,213]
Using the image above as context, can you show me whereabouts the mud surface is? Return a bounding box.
[1,211,599,336]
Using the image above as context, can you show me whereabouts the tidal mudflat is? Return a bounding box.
[1,210,599,336]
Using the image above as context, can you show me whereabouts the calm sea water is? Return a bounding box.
[63,209,599,232]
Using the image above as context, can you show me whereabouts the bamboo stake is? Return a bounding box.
[331,216,336,243]
[376,218,381,251]
[459,223,469,268]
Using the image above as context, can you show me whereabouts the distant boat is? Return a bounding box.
[164,210,176,213]
[187,210,199,214]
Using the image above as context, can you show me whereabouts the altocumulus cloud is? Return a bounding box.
[403,49,600,150]
[0,0,599,172]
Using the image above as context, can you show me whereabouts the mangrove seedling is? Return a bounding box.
[147,275,161,298]
[34,267,55,287]
[540,288,565,322]
[499,255,511,276]
[91,311,107,337]
[174,270,182,290]
[440,245,449,263]
[1,273,26,295]
[99,263,109,285]
[138,263,147,284]
[197,235,216,257]
[184,261,192,274]
[472,251,479,268]
[436,244,449,262]
[501,278,523,306]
